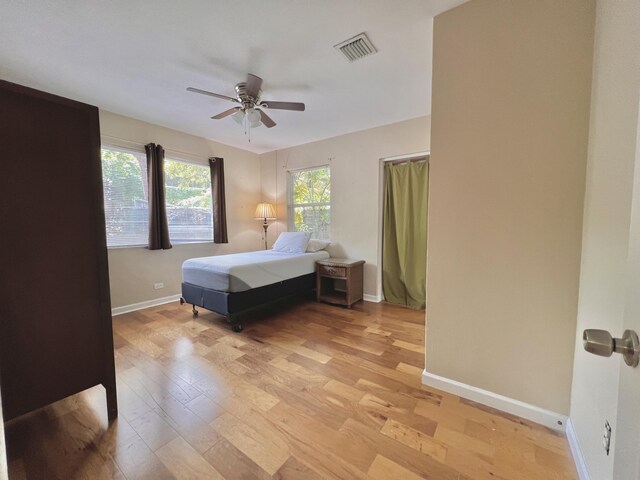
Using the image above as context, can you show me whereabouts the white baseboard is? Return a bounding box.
[566,418,590,480]
[363,294,382,303]
[422,370,567,432]
[111,294,182,316]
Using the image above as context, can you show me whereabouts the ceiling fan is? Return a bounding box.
[187,73,305,129]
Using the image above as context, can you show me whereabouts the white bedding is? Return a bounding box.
[182,249,330,292]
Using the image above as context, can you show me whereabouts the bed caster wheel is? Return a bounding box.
[192,306,198,317]
[180,297,185,305]
[231,324,243,333]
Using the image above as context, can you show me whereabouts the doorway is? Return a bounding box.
[380,152,429,309]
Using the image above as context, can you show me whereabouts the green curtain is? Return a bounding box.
[382,160,429,309]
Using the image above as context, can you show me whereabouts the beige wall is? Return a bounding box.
[426,0,594,414]
[100,111,262,308]
[259,117,430,299]
[570,0,640,478]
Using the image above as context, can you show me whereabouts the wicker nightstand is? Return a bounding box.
[316,258,365,308]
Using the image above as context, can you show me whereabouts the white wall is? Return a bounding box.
[259,116,430,300]
[569,0,640,478]
[100,111,263,309]
[426,0,594,415]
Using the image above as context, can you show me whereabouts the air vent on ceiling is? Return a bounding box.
[334,33,377,62]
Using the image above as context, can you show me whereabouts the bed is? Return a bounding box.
[181,249,330,331]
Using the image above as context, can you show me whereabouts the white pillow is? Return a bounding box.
[306,239,331,252]
[272,231,311,254]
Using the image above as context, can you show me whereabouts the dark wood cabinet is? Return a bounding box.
[0,80,117,421]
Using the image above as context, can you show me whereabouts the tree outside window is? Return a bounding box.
[101,147,149,247]
[164,159,213,243]
[288,166,330,240]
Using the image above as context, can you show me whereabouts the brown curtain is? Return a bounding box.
[145,143,172,250]
[209,157,228,243]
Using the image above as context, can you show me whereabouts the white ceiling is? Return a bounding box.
[0,0,465,154]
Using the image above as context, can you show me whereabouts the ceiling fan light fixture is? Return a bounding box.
[247,108,262,128]
[231,110,245,125]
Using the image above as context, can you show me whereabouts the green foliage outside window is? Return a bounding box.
[164,160,211,208]
[101,148,146,205]
[101,148,148,244]
[290,166,330,239]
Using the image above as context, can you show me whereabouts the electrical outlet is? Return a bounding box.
[603,420,612,455]
[153,283,164,290]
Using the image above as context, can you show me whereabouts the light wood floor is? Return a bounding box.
[5,298,577,479]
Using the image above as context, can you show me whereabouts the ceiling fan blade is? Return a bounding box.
[257,108,276,128]
[245,74,263,99]
[187,87,238,103]
[211,107,242,120]
[259,101,305,111]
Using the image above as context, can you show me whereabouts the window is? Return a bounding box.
[101,147,149,247]
[288,165,330,240]
[164,158,213,243]
[101,148,214,247]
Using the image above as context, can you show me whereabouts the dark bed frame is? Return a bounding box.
[180,272,316,332]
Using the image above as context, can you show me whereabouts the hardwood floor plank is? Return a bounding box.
[397,361,425,376]
[534,444,576,472]
[273,456,325,480]
[322,379,366,403]
[212,412,290,475]
[392,339,424,353]
[116,322,165,358]
[268,355,329,384]
[129,410,179,452]
[153,395,221,454]
[268,400,378,474]
[113,436,175,480]
[267,338,332,364]
[340,418,461,480]
[185,395,226,424]
[443,446,509,480]
[156,437,225,480]
[115,379,154,423]
[331,335,387,355]
[380,418,446,460]
[368,454,427,480]
[203,438,272,480]
[435,424,496,461]
[238,354,328,392]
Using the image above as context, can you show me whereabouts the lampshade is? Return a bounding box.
[254,202,276,220]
